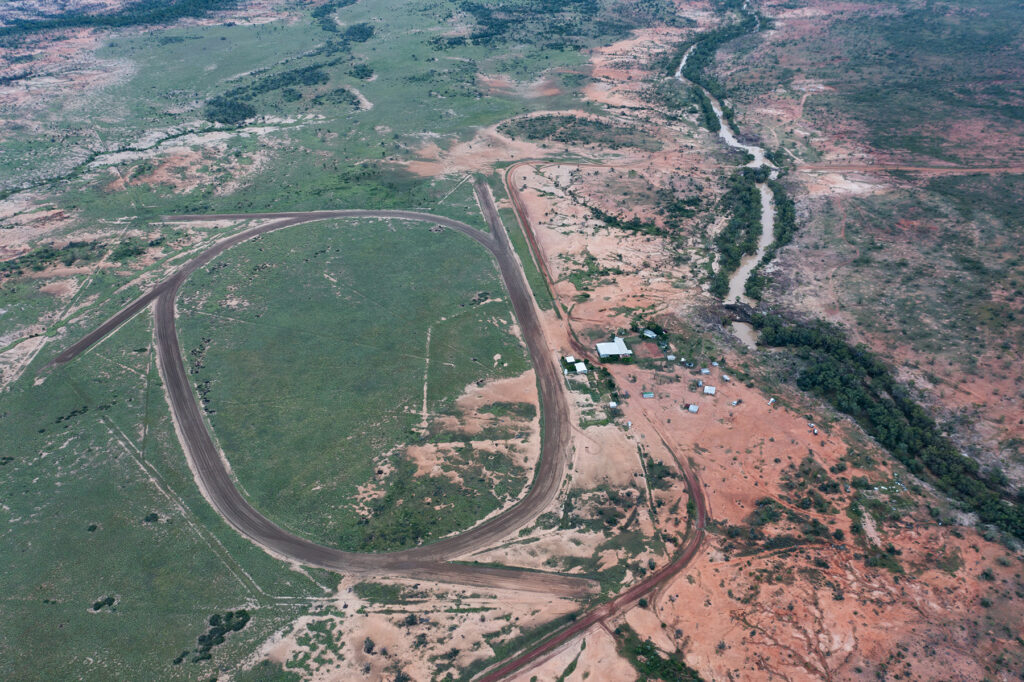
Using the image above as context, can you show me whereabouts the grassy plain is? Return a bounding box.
[0,312,335,680]
[177,218,531,550]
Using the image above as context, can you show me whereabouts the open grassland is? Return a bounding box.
[0,312,335,680]
[1,0,643,207]
[177,218,531,550]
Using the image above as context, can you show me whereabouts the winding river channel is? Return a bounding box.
[675,44,776,346]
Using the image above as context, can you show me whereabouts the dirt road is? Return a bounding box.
[48,182,588,597]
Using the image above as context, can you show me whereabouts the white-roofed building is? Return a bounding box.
[596,336,632,359]
[574,362,588,374]
[703,385,717,395]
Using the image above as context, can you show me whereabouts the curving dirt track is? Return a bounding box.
[47,181,592,598]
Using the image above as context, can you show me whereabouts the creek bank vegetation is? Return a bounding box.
[744,179,797,300]
[753,313,1024,540]
[710,168,764,298]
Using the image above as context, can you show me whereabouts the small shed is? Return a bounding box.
[700,368,711,375]
[687,404,699,414]
[564,355,576,364]
[703,386,717,395]
[666,354,677,361]
[642,329,658,339]
[574,362,588,374]
[642,392,655,399]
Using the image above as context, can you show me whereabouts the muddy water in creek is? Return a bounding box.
[675,38,777,342]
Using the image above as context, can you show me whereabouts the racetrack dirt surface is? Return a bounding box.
[47,181,591,598]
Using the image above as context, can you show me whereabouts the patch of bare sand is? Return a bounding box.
[478,73,562,99]
[572,423,638,489]
[404,125,552,177]
[102,142,271,196]
[449,369,538,433]
[37,277,77,298]
[0,324,47,391]
[0,196,76,254]
[625,606,675,652]
[405,107,653,178]
[585,26,688,109]
[468,526,609,572]
[653,519,1020,681]
[798,169,883,197]
[408,368,540,475]
[346,85,373,110]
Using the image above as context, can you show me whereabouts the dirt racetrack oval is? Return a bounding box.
[48,181,593,598]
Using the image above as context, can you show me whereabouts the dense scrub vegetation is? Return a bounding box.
[692,86,720,132]
[614,624,703,681]
[588,206,663,237]
[710,169,764,298]
[498,115,659,150]
[175,610,251,664]
[450,0,683,49]
[587,187,701,238]
[744,180,797,299]
[310,0,358,33]
[311,87,360,108]
[0,0,238,43]
[349,63,374,80]
[0,241,105,276]
[225,65,331,101]
[660,0,760,98]
[656,188,702,230]
[203,96,256,125]
[753,313,1024,540]
[646,78,690,117]
[109,237,153,262]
